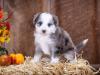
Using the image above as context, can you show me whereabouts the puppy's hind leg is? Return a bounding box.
[64,51,76,63]
[31,47,42,63]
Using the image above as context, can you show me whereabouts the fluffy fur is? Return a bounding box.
[31,12,88,63]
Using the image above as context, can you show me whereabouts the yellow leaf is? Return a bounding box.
[0,37,5,43]
[5,37,10,43]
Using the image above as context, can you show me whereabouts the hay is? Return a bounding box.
[0,57,98,75]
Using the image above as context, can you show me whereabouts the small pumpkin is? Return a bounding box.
[9,53,16,64]
[15,53,24,64]
[9,53,25,64]
[0,55,11,66]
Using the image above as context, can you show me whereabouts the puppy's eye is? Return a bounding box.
[48,23,52,27]
[37,21,42,26]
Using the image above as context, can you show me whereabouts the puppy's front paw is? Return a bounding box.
[43,50,50,56]
[30,59,40,63]
[30,58,40,63]
[50,58,59,64]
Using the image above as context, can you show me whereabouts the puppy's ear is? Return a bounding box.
[33,13,41,26]
[53,15,59,26]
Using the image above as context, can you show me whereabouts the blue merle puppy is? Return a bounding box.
[31,12,88,63]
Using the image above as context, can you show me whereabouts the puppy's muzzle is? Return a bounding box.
[42,30,46,33]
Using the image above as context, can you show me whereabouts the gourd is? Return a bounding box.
[10,53,25,64]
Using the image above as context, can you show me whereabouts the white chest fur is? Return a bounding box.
[35,33,54,45]
[34,33,55,55]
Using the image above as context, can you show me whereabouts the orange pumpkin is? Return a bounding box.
[0,55,11,66]
[9,53,16,64]
[15,53,25,64]
[9,53,25,64]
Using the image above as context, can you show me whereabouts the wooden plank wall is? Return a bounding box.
[96,0,100,64]
[1,0,100,64]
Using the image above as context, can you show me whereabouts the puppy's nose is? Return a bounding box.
[42,30,46,33]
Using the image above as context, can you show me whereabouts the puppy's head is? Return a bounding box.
[33,12,59,35]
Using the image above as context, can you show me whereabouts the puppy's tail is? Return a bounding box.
[76,39,88,52]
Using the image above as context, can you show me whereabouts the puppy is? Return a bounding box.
[31,12,88,63]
